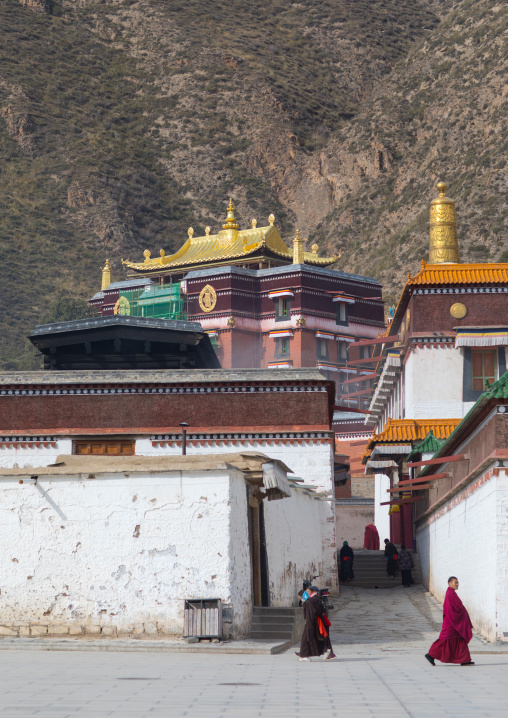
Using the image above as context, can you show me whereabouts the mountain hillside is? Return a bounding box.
[0,0,506,368]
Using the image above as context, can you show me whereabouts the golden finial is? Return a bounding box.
[188,227,194,239]
[160,249,165,258]
[223,198,239,230]
[205,226,211,236]
[429,180,460,264]
[251,218,257,229]
[311,243,319,255]
[268,213,275,226]
[293,229,305,264]
[143,249,151,262]
[101,259,112,290]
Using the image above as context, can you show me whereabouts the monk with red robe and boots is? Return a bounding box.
[425,576,474,666]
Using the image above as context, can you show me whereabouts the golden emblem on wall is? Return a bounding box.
[199,284,217,313]
[450,302,467,319]
[114,296,131,315]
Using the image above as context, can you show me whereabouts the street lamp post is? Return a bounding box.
[180,422,189,455]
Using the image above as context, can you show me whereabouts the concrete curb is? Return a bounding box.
[0,637,291,655]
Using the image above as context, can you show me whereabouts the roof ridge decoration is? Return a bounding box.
[121,200,338,273]
[429,181,460,264]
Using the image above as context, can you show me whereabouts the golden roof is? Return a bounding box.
[122,203,337,272]
[367,418,460,450]
[408,261,508,286]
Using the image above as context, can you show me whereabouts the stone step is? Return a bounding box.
[249,629,294,640]
[253,607,301,617]
[251,616,295,626]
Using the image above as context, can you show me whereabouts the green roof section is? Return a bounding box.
[419,369,508,476]
[407,431,444,461]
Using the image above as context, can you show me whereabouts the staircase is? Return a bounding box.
[346,549,423,588]
[249,606,304,643]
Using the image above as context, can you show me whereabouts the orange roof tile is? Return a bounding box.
[408,262,508,286]
[367,418,460,450]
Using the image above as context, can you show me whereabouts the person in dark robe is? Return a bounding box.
[425,576,474,666]
[398,545,414,587]
[296,587,335,661]
[339,541,355,582]
[384,538,398,577]
[363,523,380,550]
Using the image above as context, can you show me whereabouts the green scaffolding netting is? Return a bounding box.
[118,284,186,320]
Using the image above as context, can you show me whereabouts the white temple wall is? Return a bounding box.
[404,346,466,419]
[0,468,253,639]
[416,470,502,642]
[0,439,72,468]
[374,474,391,542]
[137,438,337,586]
[263,488,327,606]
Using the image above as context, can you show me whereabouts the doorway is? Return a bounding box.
[249,494,269,607]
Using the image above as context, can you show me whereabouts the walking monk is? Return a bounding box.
[425,576,475,666]
[296,587,335,661]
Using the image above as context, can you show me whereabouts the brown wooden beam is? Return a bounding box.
[407,454,468,468]
[341,373,378,385]
[349,335,400,347]
[346,357,385,366]
[338,388,374,399]
[387,484,434,492]
[380,497,424,506]
[334,405,373,414]
[398,472,451,486]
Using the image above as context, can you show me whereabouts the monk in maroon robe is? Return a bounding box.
[425,577,474,666]
[297,588,335,661]
[363,523,380,550]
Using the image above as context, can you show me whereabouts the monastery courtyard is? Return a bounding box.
[0,587,506,718]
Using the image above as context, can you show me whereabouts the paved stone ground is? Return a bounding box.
[0,586,507,717]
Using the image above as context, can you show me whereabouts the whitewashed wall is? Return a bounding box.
[263,489,328,606]
[404,347,467,419]
[374,474,391,542]
[0,469,252,639]
[0,439,72,469]
[416,472,500,642]
[137,439,337,586]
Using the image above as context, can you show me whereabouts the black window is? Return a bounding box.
[336,303,348,326]
[317,338,329,360]
[275,297,291,322]
[275,338,290,357]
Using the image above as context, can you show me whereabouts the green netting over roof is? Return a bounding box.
[118,284,186,320]
[407,431,444,461]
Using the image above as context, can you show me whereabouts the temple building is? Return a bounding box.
[89,200,385,418]
[360,181,508,643]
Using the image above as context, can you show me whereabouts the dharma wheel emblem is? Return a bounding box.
[450,302,467,319]
[199,284,217,313]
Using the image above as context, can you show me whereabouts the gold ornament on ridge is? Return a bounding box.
[429,181,460,264]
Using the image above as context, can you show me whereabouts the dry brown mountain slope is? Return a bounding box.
[0,0,506,367]
[312,0,508,302]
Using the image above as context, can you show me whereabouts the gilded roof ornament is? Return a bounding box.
[143,249,151,262]
[429,181,460,264]
[223,198,239,230]
[293,229,305,264]
[101,259,112,291]
[160,249,165,258]
[311,243,319,255]
[205,226,211,237]
[268,214,275,226]
[251,219,257,229]
[188,227,194,239]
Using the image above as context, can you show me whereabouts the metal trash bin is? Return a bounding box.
[184,598,222,640]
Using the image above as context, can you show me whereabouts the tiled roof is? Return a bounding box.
[123,225,337,271]
[407,261,508,286]
[367,418,460,449]
[406,431,444,461]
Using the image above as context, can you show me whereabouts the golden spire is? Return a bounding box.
[101,259,112,290]
[223,198,239,230]
[293,229,305,264]
[429,181,460,264]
